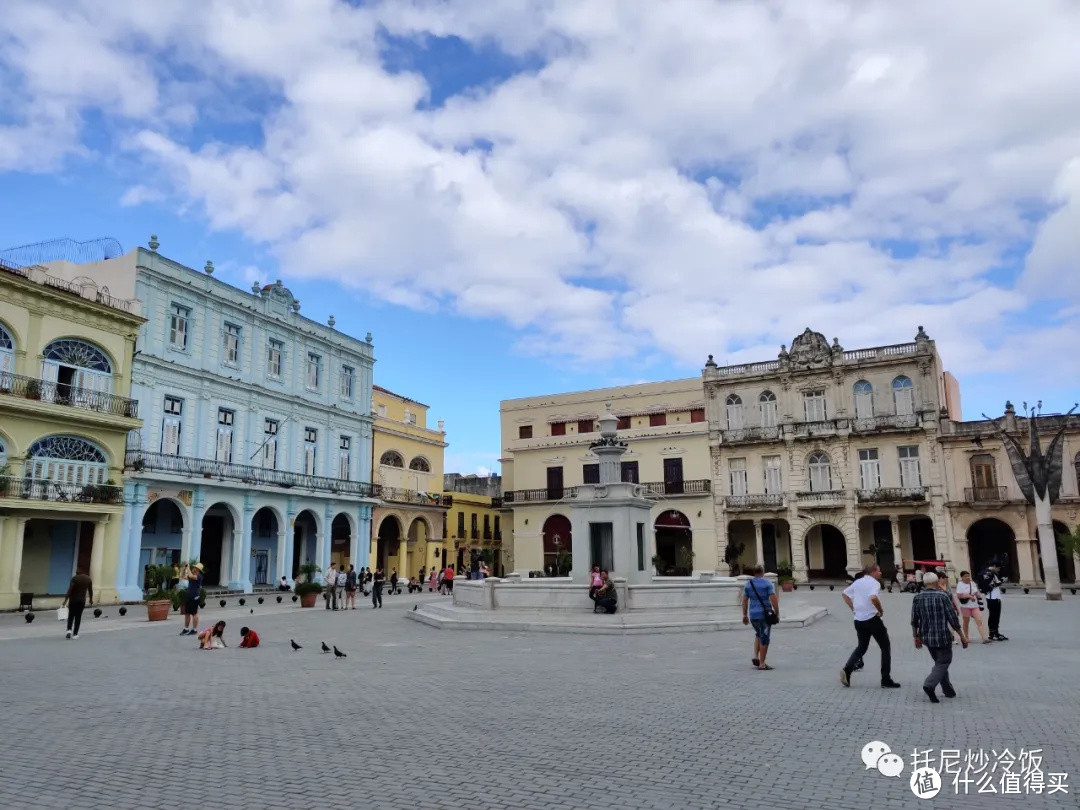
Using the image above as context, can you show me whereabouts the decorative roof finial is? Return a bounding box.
[916,325,930,341]
[365,332,373,344]
[204,260,214,275]
[290,300,301,313]
[328,315,336,328]
[251,281,261,295]
[148,234,160,251]
[705,354,717,368]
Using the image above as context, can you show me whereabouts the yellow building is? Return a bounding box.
[369,385,449,580]
[443,473,505,576]
[0,260,144,609]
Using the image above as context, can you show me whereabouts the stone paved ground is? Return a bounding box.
[1,589,1077,810]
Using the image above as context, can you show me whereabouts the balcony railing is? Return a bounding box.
[965,486,1008,503]
[0,476,123,505]
[503,487,578,503]
[857,487,928,503]
[851,414,919,432]
[380,486,452,507]
[723,426,781,443]
[1,372,139,418]
[643,479,711,496]
[725,493,785,510]
[126,449,379,498]
[490,496,503,509]
[796,490,847,506]
[791,420,839,438]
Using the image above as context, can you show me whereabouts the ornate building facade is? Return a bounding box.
[0,256,144,609]
[106,241,376,597]
[444,473,504,576]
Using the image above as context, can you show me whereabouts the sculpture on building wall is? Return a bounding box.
[982,401,1078,601]
[785,328,834,370]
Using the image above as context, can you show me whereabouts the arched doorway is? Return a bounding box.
[1048,521,1077,584]
[140,499,185,574]
[655,510,693,575]
[331,514,352,568]
[251,507,279,586]
[966,518,1019,582]
[376,515,402,573]
[909,517,937,560]
[292,510,318,579]
[806,524,847,579]
[407,517,430,579]
[542,514,572,576]
[201,503,236,587]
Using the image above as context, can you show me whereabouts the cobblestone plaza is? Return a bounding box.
[1,590,1076,810]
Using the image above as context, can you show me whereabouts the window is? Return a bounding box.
[577,419,594,434]
[583,463,600,484]
[518,425,533,440]
[853,381,873,420]
[649,412,666,427]
[663,457,684,494]
[808,451,832,492]
[306,353,321,390]
[892,376,914,416]
[26,437,108,491]
[223,323,241,366]
[546,466,564,500]
[551,422,566,436]
[803,390,827,422]
[617,416,631,430]
[262,419,279,469]
[898,446,921,488]
[267,339,283,378]
[338,435,351,480]
[621,460,639,483]
[216,408,234,463]
[303,427,317,475]
[483,514,491,539]
[169,304,189,349]
[0,322,14,375]
[380,451,404,467]
[729,458,748,496]
[340,366,354,398]
[858,448,880,490]
[494,516,501,539]
[403,408,417,425]
[457,511,466,537]
[470,513,478,538]
[758,391,777,428]
[690,408,705,423]
[763,455,782,494]
[161,396,183,455]
[376,403,387,418]
[409,456,431,472]
[725,394,744,429]
[0,435,5,467]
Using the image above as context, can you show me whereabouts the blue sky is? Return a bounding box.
[1,1,1079,472]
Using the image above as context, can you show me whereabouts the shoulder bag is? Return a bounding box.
[749,580,779,625]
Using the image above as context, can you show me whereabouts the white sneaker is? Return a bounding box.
[65,631,72,639]
[72,634,79,639]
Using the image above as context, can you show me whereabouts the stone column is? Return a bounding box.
[89,519,107,594]
[232,497,254,593]
[890,516,903,572]
[753,519,764,568]
[277,528,291,585]
[8,517,29,595]
[791,523,808,583]
[1016,538,1036,585]
[188,488,206,563]
[715,509,730,576]
[356,504,373,573]
[120,483,147,599]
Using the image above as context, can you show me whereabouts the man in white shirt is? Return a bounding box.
[324,563,338,610]
[840,564,901,689]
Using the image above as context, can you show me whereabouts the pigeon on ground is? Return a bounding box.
[321,642,330,653]
[333,646,347,659]
[290,640,302,651]
[413,605,418,611]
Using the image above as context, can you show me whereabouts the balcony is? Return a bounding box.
[1,372,139,418]
[965,486,1009,503]
[851,414,919,432]
[379,487,452,508]
[643,479,711,497]
[490,496,503,509]
[0,476,123,505]
[722,426,781,443]
[126,449,379,498]
[796,490,847,508]
[790,420,840,439]
[503,487,578,503]
[725,493,785,511]
[857,487,928,504]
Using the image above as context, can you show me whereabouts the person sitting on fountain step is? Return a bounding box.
[588,566,603,599]
[592,571,617,614]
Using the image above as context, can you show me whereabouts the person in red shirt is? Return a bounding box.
[443,565,455,593]
[239,626,260,648]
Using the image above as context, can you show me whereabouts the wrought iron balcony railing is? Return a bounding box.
[791,420,839,438]
[503,487,578,503]
[0,476,123,505]
[796,490,847,506]
[851,414,919,432]
[965,486,1009,503]
[0,372,139,418]
[126,449,379,498]
[643,479,711,496]
[857,487,928,503]
[724,493,785,510]
[490,496,503,509]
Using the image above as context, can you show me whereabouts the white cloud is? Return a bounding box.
[2,0,1080,388]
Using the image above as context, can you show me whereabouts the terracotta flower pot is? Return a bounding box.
[781,581,794,592]
[300,592,318,608]
[146,599,171,622]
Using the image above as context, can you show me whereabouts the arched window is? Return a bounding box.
[1075,451,1080,496]
[808,451,833,492]
[726,394,744,430]
[853,380,873,420]
[0,322,14,375]
[380,450,404,468]
[758,390,777,428]
[892,376,914,416]
[0,435,7,467]
[409,456,431,472]
[26,436,109,488]
[41,338,113,396]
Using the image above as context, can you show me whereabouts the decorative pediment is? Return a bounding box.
[260,279,301,313]
[787,328,833,370]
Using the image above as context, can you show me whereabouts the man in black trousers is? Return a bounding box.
[977,562,1008,641]
[840,564,901,689]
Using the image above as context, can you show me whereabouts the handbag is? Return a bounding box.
[57,606,69,622]
[749,580,779,625]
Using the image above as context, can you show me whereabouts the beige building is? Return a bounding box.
[499,378,715,577]
[370,385,449,579]
[443,474,505,576]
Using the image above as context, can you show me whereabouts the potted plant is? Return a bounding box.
[724,540,746,576]
[24,379,41,400]
[144,564,173,621]
[651,554,667,576]
[777,560,795,592]
[674,546,695,576]
[294,562,323,607]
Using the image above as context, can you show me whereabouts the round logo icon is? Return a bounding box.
[910,767,942,799]
[861,741,892,769]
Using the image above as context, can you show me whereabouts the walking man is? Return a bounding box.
[977,562,1008,641]
[840,564,901,689]
[741,565,778,670]
[62,568,93,639]
[372,568,385,608]
[912,572,968,702]
[325,563,338,610]
[181,563,204,635]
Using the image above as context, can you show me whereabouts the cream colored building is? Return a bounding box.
[500,378,715,577]
[370,385,449,579]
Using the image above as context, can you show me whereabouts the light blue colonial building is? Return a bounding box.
[113,240,376,598]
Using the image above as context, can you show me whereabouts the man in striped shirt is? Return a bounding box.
[911,572,967,703]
